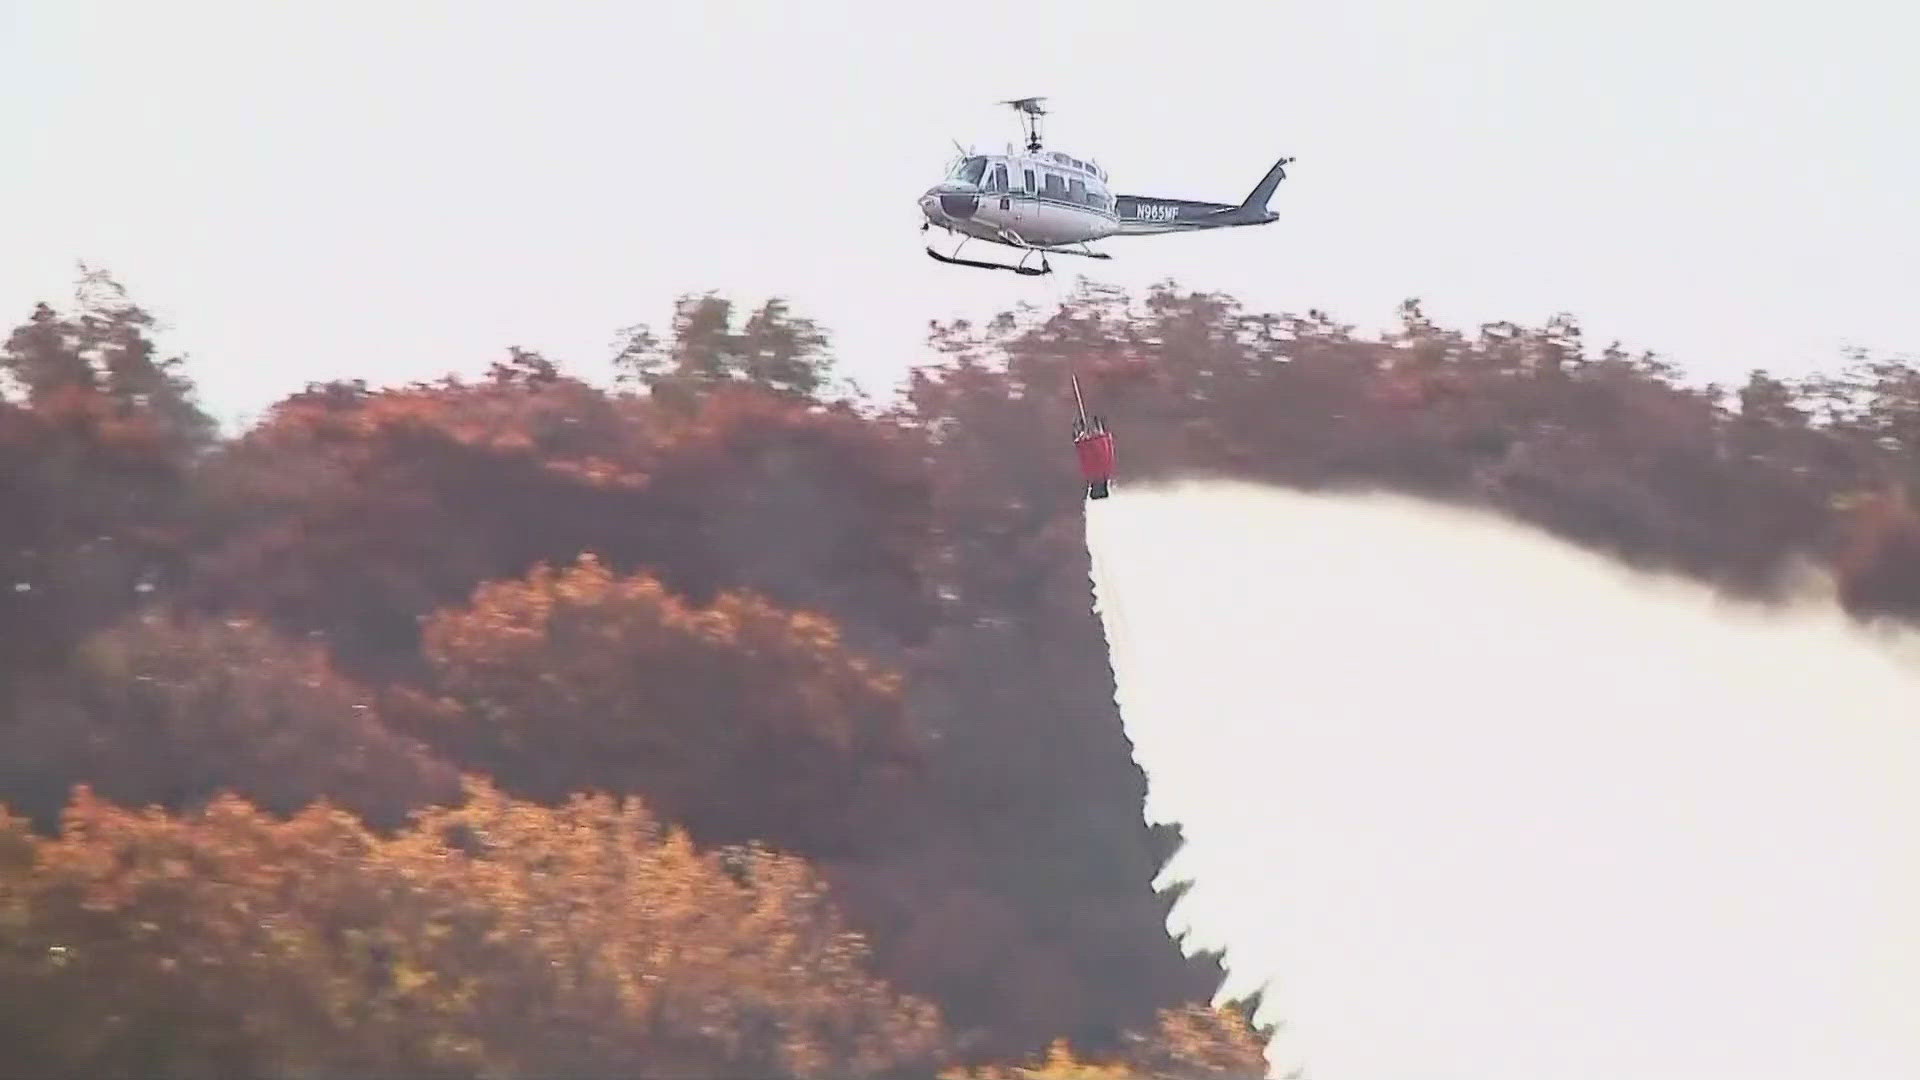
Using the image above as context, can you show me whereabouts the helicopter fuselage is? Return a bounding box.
[920,148,1120,248]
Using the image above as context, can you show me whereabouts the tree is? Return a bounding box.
[182,364,658,678]
[942,1003,1272,1080]
[626,382,940,656]
[613,292,841,404]
[0,611,460,830]
[893,289,1235,1055]
[0,781,949,1079]
[2,269,214,449]
[399,555,928,857]
[1833,487,1920,623]
[0,272,215,670]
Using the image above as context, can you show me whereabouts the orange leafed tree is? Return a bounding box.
[182,360,659,679]
[0,781,948,1079]
[401,554,927,857]
[941,1003,1272,1080]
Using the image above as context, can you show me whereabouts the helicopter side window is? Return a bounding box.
[990,164,1009,192]
[1023,168,1036,193]
[1068,178,1087,205]
[1042,172,1066,201]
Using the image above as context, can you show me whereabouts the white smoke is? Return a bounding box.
[1086,480,1920,1080]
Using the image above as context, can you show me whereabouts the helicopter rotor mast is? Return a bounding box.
[1001,96,1046,153]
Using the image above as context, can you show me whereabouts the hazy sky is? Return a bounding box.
[1091,481,1920,1079]
[4,0,1917,426]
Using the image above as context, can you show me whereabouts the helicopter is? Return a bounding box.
[919,97,1292,276]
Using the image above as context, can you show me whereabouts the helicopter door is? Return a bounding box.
[990,163,1012,212]
[1010,165,1037,230]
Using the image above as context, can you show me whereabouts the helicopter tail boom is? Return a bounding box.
[1112,155,1292,234]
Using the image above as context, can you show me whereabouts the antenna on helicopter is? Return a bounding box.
[1001,96,1046,153]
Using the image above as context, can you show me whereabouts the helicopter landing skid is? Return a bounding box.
[926,243,1050,276]
[924,233,1051,276]
[923,233,1116,275]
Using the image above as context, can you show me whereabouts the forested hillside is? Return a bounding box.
[1,270,1915,1078]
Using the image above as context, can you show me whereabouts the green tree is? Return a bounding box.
[613,292,840,403]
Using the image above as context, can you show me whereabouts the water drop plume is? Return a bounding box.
[1087,479,1920,1080]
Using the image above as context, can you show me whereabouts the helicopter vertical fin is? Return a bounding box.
[1237,156,1292,216]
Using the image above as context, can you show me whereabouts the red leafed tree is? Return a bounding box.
[0,272,214,671]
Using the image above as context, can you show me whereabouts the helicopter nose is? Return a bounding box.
[938,192,978,219]
[922,179,980,223]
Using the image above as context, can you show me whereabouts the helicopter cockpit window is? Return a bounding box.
[953,157,988,185]
[990,164,1009,192]
[1042,173,1066,199]
[1068,178,1087,204]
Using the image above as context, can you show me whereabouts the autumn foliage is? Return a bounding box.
[3,271,1919,1077]
[0,781,945,1079]
[399,554,924,855]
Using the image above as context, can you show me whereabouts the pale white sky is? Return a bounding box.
[3,0,1917,426]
